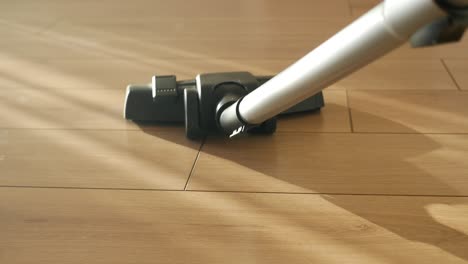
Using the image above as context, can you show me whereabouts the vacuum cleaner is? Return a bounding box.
[124,0,468,139]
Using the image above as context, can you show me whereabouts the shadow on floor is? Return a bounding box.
[140,103,468,262]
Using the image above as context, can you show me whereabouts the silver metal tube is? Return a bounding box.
[233,0,447,125]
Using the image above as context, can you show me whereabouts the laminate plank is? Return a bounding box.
[0,8,348,60]
[1,188,468,263]
[189,133,468,195]
[0,86,141,130]
[444,60,468,91]
[0,34,114,60]
[38,19,344,58]
[0,130,199,189]
[0,58,166,91]
[338,59,457,90]
[0,58,144,90]
[0,0,349,21]
[348,90,468,133]
[0,21,113,59]
[0,0,351,61]
[0,0,350,52]
[4,17,466,61]
[0,35,328,60]
[49,19,349,39]
[7,30,331,60]
[0,57,349,91]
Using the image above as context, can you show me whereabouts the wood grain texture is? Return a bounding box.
[2,28,339,60]
[0,0,350,22]
[0,57,160,91]
[0,1,349,60]
[9,25,465,61]
[0,58,313,90]
[0,86,141,130]
[1,0,468,263]
[0,129,200,189]
[48,19,349,40]
[1,188,468,264]
[339,59,457,90]
[348,90,468,133]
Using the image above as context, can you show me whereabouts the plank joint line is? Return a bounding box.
[345,89,355,132]
[441,59,462,91]
[184,137,206,191]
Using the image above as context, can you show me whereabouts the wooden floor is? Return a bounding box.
[1,0,468,263]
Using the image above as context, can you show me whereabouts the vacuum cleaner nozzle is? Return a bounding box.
[124,72,325,139]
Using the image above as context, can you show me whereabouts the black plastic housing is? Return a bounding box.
[124,72,325,139]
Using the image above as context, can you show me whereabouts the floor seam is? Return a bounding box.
[1,185,467,198]
[184,137,205,190]
[345,89,355,133]
[440,59,462,91]
[2,127,468,135]
[347,0,354,17]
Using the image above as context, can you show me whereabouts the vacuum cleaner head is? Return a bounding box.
[124,72,324,139]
